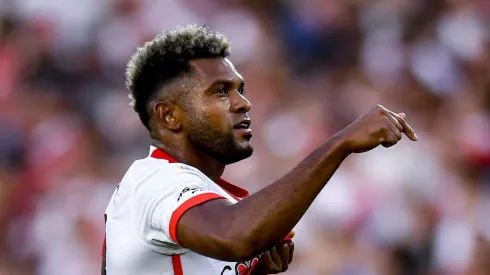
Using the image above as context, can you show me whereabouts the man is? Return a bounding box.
[102,24,418,275]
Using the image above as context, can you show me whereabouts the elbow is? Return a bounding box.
[227,242,257,262]
[215,232,261,261]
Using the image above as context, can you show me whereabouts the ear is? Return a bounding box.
[154,101,183,131]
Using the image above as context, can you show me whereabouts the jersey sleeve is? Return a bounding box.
[132,166,226,249]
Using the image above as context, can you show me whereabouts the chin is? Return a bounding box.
[222,146,253,165]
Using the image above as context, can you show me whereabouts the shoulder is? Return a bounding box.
[124,155,201,181]
[129,158,209,195]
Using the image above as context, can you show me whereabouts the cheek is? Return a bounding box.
[201,102,232,129]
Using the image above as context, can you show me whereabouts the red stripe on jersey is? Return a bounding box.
[150,148,179,163]
[169,193,225,246]
[172,255,183,275]
[150,148,250,200]
[216,178,249,200]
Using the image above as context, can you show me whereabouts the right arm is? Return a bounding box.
[178,105,418,261]
[178,134,347,261]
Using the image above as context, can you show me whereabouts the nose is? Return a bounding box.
[230,91,252,113]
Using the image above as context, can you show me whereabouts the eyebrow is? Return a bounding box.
[209,78,245,88]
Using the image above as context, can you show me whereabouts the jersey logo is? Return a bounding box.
[176,165,196,171]
[177,187,204,201]
[221,257,259,275]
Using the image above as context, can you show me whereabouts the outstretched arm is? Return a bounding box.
[177,105,417,261]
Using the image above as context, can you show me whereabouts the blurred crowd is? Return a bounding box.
[1,0,490,274]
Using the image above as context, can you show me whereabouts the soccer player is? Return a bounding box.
[102,25,418,275]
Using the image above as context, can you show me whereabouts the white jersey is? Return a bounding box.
[102,146,259,275]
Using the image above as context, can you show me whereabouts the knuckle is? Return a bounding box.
[379,126,389,135]
[370,104,383,114]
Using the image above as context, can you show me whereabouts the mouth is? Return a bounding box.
[233,119,252,138]
[233,119,251,130]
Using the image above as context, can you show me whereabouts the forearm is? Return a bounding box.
[225,134,348,255]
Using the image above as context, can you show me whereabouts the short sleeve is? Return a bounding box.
[132,166,225,248]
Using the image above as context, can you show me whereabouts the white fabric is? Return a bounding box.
[104,146,257,275]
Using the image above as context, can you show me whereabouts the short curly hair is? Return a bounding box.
[126,24,231,130]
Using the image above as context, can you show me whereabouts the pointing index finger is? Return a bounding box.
[387,110,418,141]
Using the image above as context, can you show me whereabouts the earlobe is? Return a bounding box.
[155,101,182,131]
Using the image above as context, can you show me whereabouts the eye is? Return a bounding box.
[238,87,245,95]
[216,88,227,95]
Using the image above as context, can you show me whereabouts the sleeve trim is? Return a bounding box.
[169,193,225,246]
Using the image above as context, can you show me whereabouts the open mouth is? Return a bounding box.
[233,120,252,138]
[233,120,251,130]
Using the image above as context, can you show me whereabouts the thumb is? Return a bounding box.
[398,113,407,120]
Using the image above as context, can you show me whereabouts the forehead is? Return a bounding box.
[189,58,243,85]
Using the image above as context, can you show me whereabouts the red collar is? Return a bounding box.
[150,148,249,200]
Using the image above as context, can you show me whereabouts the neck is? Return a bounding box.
[152,139,226,181]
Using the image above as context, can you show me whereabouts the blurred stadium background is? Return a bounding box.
[1,0,490,274]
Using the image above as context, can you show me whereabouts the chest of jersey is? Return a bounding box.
[103,150,254,275]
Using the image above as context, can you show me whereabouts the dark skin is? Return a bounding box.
[148,57,418,274]
[250,231,295,274]
[149,58,250,181]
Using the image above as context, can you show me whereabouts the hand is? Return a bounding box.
[338,105,418,154]
[251,232,295,274]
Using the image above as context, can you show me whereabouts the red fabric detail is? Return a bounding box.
[216,178,249,200]
[172,255,184,275]
[150,148,179,163]
[150,148,250,200]
[237,262,248,274]
[236,257,260,275]
[169,193,225,246]
[246,258,260,275]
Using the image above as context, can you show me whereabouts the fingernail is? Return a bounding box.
[414,133,418,140]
